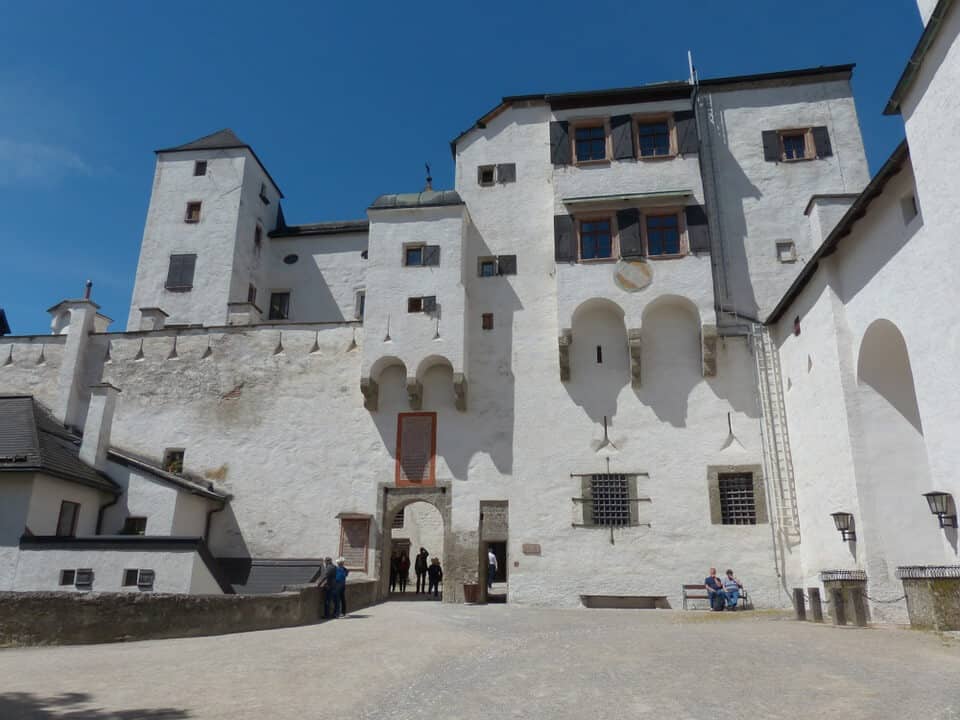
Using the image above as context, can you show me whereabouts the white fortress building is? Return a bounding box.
[2,0,958,624]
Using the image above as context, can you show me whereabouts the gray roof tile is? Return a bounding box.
[0,396,119,494]
[370,190,463,210]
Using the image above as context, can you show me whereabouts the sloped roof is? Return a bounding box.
[370,190,463,210]
[108,448,230,502]
[154,128,285,198]
[269,219,369,238]
[0,396,119,494]
[155,128,247,153]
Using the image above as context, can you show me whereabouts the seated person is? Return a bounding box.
[723,569,743,610]
[704,567,725,611]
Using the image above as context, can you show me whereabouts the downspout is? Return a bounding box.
[204,500,227,543]
[95,494,120,535]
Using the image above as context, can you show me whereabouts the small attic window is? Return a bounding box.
[283,254,299,265]
[478,165,495,186]
[163,448,185,474]
[193,161,207,176]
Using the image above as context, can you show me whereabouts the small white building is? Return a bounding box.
[1,0,957,619]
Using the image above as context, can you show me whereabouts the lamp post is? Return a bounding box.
[830,512,856,542]
[922,492,958,528]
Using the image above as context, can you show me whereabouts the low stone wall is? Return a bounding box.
[897,566,960,631]
[0,579,379,646]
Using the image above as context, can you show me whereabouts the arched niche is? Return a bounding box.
[566,298,629,422]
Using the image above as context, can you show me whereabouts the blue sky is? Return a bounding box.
[1,1,921,334]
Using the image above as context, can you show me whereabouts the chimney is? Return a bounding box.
[424,162,433,192]
[79,383,121,470]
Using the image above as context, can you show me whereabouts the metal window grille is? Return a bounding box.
[590,473,630,526]
[392,510,404,529]
[719,473,757,525]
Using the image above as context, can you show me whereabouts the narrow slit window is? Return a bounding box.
[596,345,603,364]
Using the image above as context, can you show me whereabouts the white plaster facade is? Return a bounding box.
[2,35,958,617]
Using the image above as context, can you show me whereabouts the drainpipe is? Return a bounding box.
[96,494,120,535]
[204,501,227,543]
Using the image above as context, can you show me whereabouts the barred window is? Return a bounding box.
[590,473,631,526]
[719,473,757,525]
[392,510,404,529]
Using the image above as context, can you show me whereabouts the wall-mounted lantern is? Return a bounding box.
[922,492,958,528]
[830,512,856,542]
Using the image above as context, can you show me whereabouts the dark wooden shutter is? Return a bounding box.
[616,209,643,258]
[674,110,698,154]
[812,126,833,157]
[554,214,575,261]
[422,295,437,313]
[685,205,710,253]
[423,245,440,266]
[610,115,634,160]
[550,121,571,165]
[496,163,516,183]
[762,131,780,162]
[497,254,517,275]
[166,254,196,289]
[339,518,370,571]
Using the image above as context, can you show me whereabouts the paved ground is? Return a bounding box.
[2,603,959,719]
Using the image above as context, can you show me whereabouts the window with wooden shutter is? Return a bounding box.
[811,126,832,158]
[610,115,634,160]
[339,518,370,571]
[554,215,575,262]
[497,255,517,275]
[617,209,642,258]
[685,205,710,254]
[674,110,698,154]
[56,501,80,537]
[165,254,197,291]
[422,245,440,266]
[395,412,437,487]
[549,121,571,165]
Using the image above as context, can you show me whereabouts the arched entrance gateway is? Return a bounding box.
[379,484,454,601]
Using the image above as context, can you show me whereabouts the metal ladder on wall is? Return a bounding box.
[751,323,801,545]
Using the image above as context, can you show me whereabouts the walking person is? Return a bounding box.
[487,547,498,591]
[427,557,443,599]
[334,557,350,618]
[389,552,399,594]
[398,551,410,593]
[704,567,725,611]
[415,547,429,594]
[321,557,337,619]
[723,569,743,611]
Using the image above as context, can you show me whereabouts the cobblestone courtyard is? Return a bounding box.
[1,602,959,719]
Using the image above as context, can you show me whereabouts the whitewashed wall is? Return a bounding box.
[702,78,869,320]
[13,547,219,594]
[0,474,33,591]
[265,231,367,322]
[26,474,105,537]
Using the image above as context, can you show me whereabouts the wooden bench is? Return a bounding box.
[682,583,749,610]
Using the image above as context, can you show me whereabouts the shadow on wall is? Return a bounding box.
[634,296,702,428]
[0,692,191,719]
[700,93,761,319]
[565,298,629,424]
[369,220,522,480]
[207,502,250,559]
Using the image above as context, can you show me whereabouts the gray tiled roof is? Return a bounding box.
[268,219,369,238]
[219,559,325,594]
[370,190,463,210]
[156,128,247,153]
[0,396,119,494]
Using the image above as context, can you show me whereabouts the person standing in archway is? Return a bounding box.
[487,547,498,591]
[389,552,399,594]
[398,551,410,593]
[415,547,429,594]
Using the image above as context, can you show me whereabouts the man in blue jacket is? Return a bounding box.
[334,557,350,618]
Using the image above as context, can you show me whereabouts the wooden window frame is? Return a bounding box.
[634,114,677,160]
[778,128,815,162]
[338,517,371,572]
[478,257,497,277]
[395,411,437,487]
[193,160,207,177]
[576,214,619,263]
[184,201,202,223]
[478,165,496,187]
[404,243,426,267]
[56,501,80,537]
[570,118,611,166]
[163,448,185,474]
[641,208,688,260]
